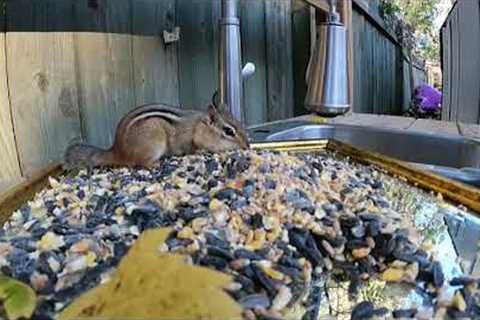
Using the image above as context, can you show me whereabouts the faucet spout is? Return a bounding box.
[219,0,243,124]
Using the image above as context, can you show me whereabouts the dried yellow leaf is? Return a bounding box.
[60,228,242,320]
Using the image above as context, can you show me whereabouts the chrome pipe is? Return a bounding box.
[305,0,350,116]
[219,0,243,123]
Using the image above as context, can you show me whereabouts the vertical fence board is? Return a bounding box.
[360,11,369,113]
[352,9,362,112]
[177,0,220,110]
[0,32,22,188]
[352,4,425,115]
[132,0,180,107]
[449,8,459,122]
[6,0,82,175]
[441,24,451,121]
[456,0,480,124]
[367,15,374,112]
[73,0,136,148]
[265,0,294,121]
[240,0,268,125]
[442,0,480,124]
[292,4,310,117]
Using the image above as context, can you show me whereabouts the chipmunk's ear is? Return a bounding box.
[211,91,220,108]
[206,104,218,124]
[210,91,229,113]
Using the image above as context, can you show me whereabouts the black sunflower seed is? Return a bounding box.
[238,294,271,310]
[392,308,417,318]
[200,255,228,271]
[288,228,323,267]
[234,249,263,261]
[207,246,234,261]
[250,264,278,298]
[450,277,478,286]
[351,301,375,320]
[432,262,444,288]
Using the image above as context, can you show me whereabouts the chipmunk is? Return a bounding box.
[64,102,249,169]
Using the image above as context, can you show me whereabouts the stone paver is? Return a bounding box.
[329,113,480,141]
[328,113,416,130]
[407,118,460,136]
[458,122,480,143]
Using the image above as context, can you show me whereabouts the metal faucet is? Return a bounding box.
[305,0,350,116]
[218,0,255,124]
[218,0,243,123]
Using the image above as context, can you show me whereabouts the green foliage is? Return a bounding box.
[0,274,37,320]
[380,0,442,62]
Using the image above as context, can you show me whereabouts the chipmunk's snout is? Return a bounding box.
[238,133,250,150]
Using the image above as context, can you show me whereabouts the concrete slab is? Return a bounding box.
[458,122,480,143]
[407,119,460,136]
[328,113,416,130]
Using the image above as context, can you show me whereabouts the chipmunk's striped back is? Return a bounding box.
[120,104,197,131]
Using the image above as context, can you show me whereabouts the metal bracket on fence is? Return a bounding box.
[163,27,180,44]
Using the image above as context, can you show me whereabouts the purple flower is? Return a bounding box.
[414,83,442,112]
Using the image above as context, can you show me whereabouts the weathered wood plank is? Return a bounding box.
[292,4,311,116]
[371,27,379,114]
[395,46,403,114]
[6,0,82,176]
[302,0,329,12]
[441,0,480,124]
[366,16,374,113]
[265,0,294,121]
[441,24,450,121]
[352,0,399,45]
[351,4,417,116]
[0,163,62,223]
[73,0,136,149]
[309,6,317,54]
[449,8,459,122]
[0,32,22,189]
[352,9,360,112]
[456,0,480,124]
[132,0,180,107]
[177,0,220,110]
[240,0,268,125]
[354,10,368,113]
[352,9,363,112]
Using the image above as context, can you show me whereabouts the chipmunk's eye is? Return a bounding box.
[223,126,235,137]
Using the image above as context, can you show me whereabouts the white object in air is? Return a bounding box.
[242,62,256,80]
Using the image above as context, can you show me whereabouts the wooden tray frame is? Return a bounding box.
[1,139,479,223]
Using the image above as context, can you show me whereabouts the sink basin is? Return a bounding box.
[248,121,480,187]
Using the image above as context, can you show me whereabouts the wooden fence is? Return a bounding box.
[441,0,480,124]
[352,0,427,115]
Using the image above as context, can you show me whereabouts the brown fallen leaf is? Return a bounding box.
[60,228,242,320]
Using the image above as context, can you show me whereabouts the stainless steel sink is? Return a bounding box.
[248,122,480,187]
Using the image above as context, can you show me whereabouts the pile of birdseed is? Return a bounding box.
[0,150,479,319]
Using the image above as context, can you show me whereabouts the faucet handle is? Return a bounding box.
[211,62,255,108]
[241,62,255,81]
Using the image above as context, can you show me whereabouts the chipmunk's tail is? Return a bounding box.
[63,143,119,169]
